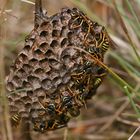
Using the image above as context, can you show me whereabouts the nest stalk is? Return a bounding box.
[35,0,44,27]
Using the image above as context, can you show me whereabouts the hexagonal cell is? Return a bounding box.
[12,75,22,87]
[61,26,69,37]
[16,68,27,79]
[32,102,41,110]
[34,68,46,79]
[45,49,55,58]
[60,15,70,25]
[14,58,23,69]
[48,70,59,80]
[20,111,28,118]
[34,88,46,99]
[9,105,18,113]
[52,77,62,88]
[22,80,32,89]
[22,64,32,74]
[18,91,27,98]
[40,30,49,37]
[14,100,25,109]
[40,21,52,32]
[50,40,59,48]
[41,78,52,90]
[48,58,61,70]
[29,58,38,67]
[8,92,20,101]
[27,75,41,89]
[39,58,51,73]
[39,42,49,53]
[21,96,32,104]
[25,103,32,110]
[67,31,73,39]
[52,19,61,29]
[33,49,45,60]
[61,38,68,47]
[59,65,67,77]
[18,53,28,64]
[23,45,31,53]
[6,82,15,91]
[40,21,50,28]
[62,74,71,84]
[27,90,34,98]
[52,29,61,37]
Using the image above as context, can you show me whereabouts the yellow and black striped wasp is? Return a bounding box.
[70,8,98,44]
[70,8,110,54]
[94,26,110,54]
[11,113,21,127]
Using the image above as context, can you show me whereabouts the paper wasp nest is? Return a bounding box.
[6,0,110,133]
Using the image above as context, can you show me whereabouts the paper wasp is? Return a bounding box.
[70,8,97,44]
[95,27,110,54]
[70,8,110,53]
[33,112,70,132]
[11,113,21,127]
[33,119,48,132]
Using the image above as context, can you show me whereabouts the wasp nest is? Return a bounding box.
[6,0,110,132]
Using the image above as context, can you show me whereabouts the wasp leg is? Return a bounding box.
[83,24,91,45]
[71,17,84,29]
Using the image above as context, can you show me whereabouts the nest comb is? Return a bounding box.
[6,0,110,132]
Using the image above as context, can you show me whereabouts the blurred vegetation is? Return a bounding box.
[0,0,140,140]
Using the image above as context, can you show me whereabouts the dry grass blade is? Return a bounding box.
[63,128,68,140]
[125,0,140,29]
[117,117,140,127]
[69,116,112,129]
[128,126,140,140]
[98,99,129,132]
[112,0,140,62]
[70,0,105,25]
[71,46,133,92]
[21,0,35,5]
[0,1,13,140]
[0,49,7,140]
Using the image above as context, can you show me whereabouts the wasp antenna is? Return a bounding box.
[35,0,44,28]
